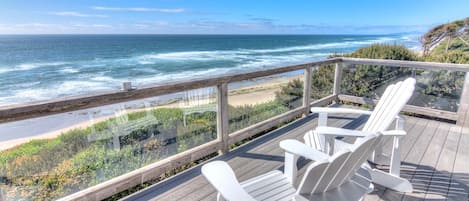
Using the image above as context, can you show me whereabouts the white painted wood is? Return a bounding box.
[368,169,413,193]
[202,133,381,201]
[305,78,416,193]
[311,107,373,115]
[279,139,329,162]
[297,160,331,195]
[201,161,257,201]
[316,126,373,137]
[318,112,328,126]
[332,134,381,190]
[389,136,401,176]
[316,112,328,152]
[312,149,353,193]
[284,152,299,184]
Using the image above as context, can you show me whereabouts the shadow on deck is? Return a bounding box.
[123,105,469,201]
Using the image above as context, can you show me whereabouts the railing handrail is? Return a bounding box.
[3,57,469,123]
[3,57,469,201]
[340,57,469,71]
[0,58,340,123]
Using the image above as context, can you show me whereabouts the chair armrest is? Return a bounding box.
[381,130,407,136]
[310,107,373,115]
[280,139,329,161]
[311,107,403,120]
[316,126,375,137]
[202,161,256,201]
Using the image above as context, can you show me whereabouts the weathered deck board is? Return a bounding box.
[401,122,450,201]
[424,125,460,200]
[370,117,429,201]
[150,107,367,201]
[448,127,469,201]
[365,117,423,201]
[124,105,469,201]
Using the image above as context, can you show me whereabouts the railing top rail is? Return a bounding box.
[1,57,468,123]
[0,58,339,123]
[340,57,469,71]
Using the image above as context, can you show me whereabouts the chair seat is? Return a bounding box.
[238,168,372,201]
[307,167,372,201]
[241,170,296,201]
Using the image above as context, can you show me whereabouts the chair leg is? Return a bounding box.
[389,136,401,176]
[370,140,383,163]
[284,152,299,185]
[369,169,413,193]
[217,193,226,201]
[325,135,334,155]
[391,116,405,176]
[318,112,328,127]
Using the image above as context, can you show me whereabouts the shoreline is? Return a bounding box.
[0,74,302,151]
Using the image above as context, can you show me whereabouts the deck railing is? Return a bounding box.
[0,58,468,200]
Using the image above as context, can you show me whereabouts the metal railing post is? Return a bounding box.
[217,83,230,154]
[303,66,312,116]
[456,73,469,127]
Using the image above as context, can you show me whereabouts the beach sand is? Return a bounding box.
[0,75,303,151]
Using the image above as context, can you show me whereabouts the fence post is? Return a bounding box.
[333,63,343,102]
[303,66,312,116]
[456,73,469,127]
[217,83,230,154]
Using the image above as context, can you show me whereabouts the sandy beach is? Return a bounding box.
[0,75,302,151]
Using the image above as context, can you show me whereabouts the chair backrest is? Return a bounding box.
[362,78,416,132]
[202,161,257,201]
[297,133,382,195]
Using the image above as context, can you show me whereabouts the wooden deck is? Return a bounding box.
[123,105,469,201]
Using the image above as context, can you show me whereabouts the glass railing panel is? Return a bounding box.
[340,64,464,112]
[227,70,305,134]
[340,64,413,99]
[310,64,334,100]
[408,69,464,112]
[0,87,217,200]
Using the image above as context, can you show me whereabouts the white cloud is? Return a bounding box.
[71,23,113,28]
[51,11,107,18]
[0,23,115,34]
[91,6,185,13]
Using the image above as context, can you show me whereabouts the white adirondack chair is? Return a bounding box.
[305,77,416,193]
[202,133,383,201]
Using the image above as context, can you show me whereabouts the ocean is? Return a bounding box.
[0,34,421,106]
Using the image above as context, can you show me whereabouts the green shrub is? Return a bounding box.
[275,79,303,109]
[0,101,291,200]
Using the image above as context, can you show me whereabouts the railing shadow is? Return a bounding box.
[123,104,371,201]
[122,110,322,200]
[369,162,469,200]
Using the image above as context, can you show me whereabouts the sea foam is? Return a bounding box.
[0,34,417,106]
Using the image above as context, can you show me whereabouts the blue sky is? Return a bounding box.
[0,0,467,34]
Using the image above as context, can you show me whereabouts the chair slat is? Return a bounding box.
[325,134,377,191]
[297,160,330,196]
[312,150,353,193]
[363,82,400,132]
